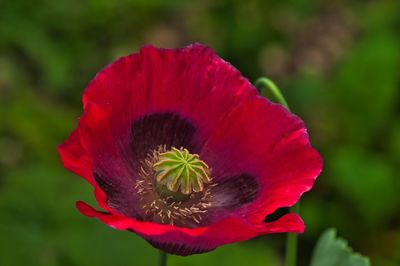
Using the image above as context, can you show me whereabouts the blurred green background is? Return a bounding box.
[0,0,399,265]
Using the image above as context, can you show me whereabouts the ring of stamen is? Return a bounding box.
[134,145,214,227]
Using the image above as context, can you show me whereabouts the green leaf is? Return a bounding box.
[310,229,370,266]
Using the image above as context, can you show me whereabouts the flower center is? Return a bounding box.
[153,147,211,195]
[134,145,214,227]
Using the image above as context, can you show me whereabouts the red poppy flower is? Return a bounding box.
[58,44,322,256]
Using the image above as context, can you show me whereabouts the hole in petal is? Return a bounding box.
[264,207,289,222]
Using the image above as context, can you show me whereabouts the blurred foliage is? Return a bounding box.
[0,0,399,265]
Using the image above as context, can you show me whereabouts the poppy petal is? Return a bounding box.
[58,128,110,211]
[58,129,94,185]
[201,96,322,222]
[82,44,257,168]
[76,201,304,256]
[77,102,144,218]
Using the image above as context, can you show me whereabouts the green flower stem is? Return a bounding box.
[254,77,298,266]
[158,251,167,266]
[285,204,300,266]
[254,77,290,111]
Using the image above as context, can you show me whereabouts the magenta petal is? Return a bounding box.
[82,44,257,155]
[58,129,94,185]
[76,201,304,255]
[201,96,322,222]
[58,127,110,212]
